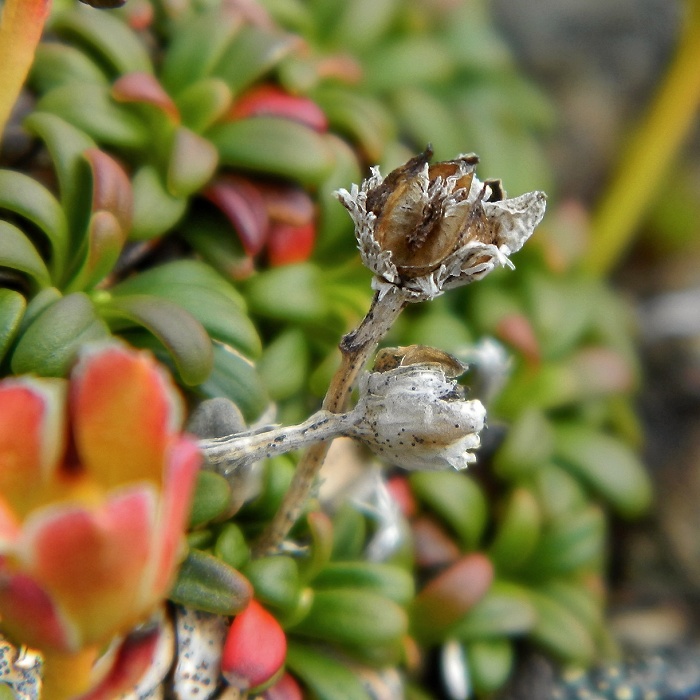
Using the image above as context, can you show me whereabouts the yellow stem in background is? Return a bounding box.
[584,0,700,276]
[41,645,101,700]
[0,0,51,144]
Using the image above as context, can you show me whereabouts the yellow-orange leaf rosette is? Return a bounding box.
[0,343,200,698]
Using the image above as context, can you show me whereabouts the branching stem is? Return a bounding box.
[252,287,409,556]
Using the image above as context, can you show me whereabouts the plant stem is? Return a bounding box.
[584,0,700,275]
[252,287,409,556]
[199,410,352,473]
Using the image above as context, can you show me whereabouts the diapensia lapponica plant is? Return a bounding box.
[0,146,544,698]
[0,0,661,696]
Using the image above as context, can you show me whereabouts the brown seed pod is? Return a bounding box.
[367,149,483,278]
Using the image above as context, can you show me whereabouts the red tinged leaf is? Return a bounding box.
[411,515,461,569]
[258,182,315,227]
[112,72,180,123]
[83,148,133,236]
[412,553,494,643]
[203,176,269,256]
[267,222,315,267]
[386,475,418,518]
[263,672,303,700]
[77,621,166,700]
[222,599,287,690]
[228,85,328,132]
[495,313,541,365]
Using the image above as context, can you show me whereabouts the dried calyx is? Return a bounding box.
[350,346,486,471]
[336,146,546,300]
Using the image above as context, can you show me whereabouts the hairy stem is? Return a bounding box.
[199,410,353,474]
[252,287,409,556]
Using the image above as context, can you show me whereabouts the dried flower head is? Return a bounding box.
[336,146,547,300]
[349,346,486,470]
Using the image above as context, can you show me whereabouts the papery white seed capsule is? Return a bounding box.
[349,350,486,471]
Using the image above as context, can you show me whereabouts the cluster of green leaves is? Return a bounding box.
[176,458,414,697]
[0,0,655,696]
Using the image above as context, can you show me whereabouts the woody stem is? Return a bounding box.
[252,287,409,556]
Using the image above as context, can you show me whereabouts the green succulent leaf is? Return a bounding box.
[50,5,153,77]
[107,258,247,309]
[523,272,595,360]
[30,42,109,94]
[493,408,554,480]
[489,487,542,573]
[525,505,606,579]
[288,588,408,649]
[243,262,329,324]
[197,342,269,422]
[210,24,300,94]
[15,287,62,337]
[311,562,415,607]
[189,470,233,528]
[391,87,468,161]
[65,211,125,293]
[180,207,252,280]
[174,78,233,133]
[363,37,454,92]
[0,289,26,365]
[0,221,51,291]
[208,116,334,187]
[530,464,590,521]
[526,589,596,665]
[286,642,373,700]
[0,170,69,282]
[23,113,96,240]
[99,294,213,386]
[311,86,395,163]
[214,523,250,571]
[130,166,187,240]
[242,555,301,614]
[166,126,219,197]
[449,580,537,640]
[37,83,150,151]
[554,424,653,518]
[110,261,261,359]
[257,327,309,401]
[239,456,294,521]
[314,134,362,254]
[10,292,109,377]
[538,579,604,635]
[330,503,367,561]
[466,638,515,694]
[325,0,399,53]
[298,510,334,584]
[409,472,488,550]
[169,548,252,616]
[160,7,243,94]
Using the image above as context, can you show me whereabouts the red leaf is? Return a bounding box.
[222,600,287,690]
[267,222,315,267]
[112,72,180,123]
[228,85,327,132]
[203,176,269,256]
